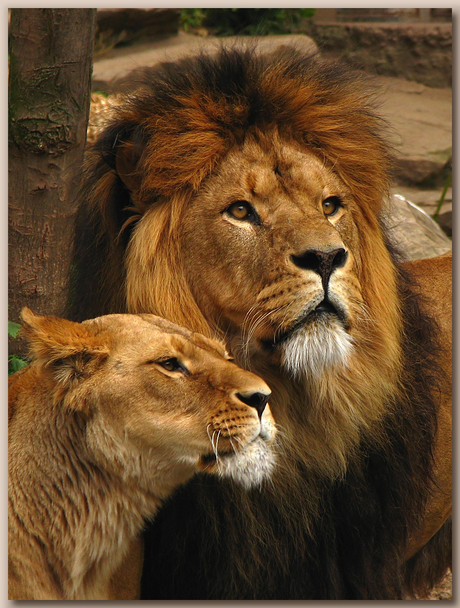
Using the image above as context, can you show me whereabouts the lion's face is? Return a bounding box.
[87,314,275,483]
[19,310,276,490]
[181,134,362,377]
[128,131,396,385]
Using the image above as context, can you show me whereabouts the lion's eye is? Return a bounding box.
[322,197,341,217]
[226,201,258,223]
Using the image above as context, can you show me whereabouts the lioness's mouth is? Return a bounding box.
[261,299,347,349]
[197,432,269,471]
[197,450,235,471]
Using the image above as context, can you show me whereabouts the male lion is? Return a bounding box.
[71,46,452,599]
[8,308,276,600]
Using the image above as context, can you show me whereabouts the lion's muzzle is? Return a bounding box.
[291,247,348,292]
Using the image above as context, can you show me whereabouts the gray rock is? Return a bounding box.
[377,76,451,188]
[385,194,451,260]
[301,22,452,88]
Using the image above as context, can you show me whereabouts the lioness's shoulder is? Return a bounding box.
[402,252,451,291]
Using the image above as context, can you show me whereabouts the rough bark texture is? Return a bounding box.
[9,9,96,355]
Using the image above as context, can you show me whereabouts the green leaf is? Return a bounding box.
[8,355,28,375]
[8,320,21,338]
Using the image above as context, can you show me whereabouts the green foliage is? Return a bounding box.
[180,8,315,36]
[8,320,21,339]
[9,355,28,375]
[8,320,28,375]
[180,9,206,32]
[433,168,452,220]
[92,90,109,98]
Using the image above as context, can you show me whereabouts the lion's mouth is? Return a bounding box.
[261,298,347,349]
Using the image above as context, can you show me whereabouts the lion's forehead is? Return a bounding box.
[218,135,348,206]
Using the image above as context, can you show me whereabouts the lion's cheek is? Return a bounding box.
[184,245,266,330]
[192,278,255,330]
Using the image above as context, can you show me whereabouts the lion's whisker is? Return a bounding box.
[243,304,291,357]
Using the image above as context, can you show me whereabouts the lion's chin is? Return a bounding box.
[280,320,354,379]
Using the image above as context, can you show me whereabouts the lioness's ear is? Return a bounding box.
[20,308,109,404]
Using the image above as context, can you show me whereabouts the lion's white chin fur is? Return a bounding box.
[281,321,354,380]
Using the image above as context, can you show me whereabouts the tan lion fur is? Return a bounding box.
[8,309,276,600]
[401,253,452,559]
[71,46,451,599]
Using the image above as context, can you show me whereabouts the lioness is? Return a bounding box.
[8,308,276,600]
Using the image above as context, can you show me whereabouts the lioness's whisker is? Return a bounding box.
[224,421,237,454]
[211,430,222,464]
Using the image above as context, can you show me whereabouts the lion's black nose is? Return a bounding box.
[236,391,271,418]
[291,248,347,289]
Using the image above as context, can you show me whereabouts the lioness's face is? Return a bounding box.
[83,314,276,486]
[181,133,365,377]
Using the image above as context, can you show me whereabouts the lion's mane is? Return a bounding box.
[71,46,450,599]
[72,45,391,323]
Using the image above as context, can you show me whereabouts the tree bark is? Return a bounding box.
[8,9,96,355]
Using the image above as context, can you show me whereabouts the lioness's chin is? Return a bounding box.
[199,430,277,490]
[216,437,277,489]
[281,322,354,379]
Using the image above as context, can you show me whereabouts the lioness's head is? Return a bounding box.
[19,308,276,490]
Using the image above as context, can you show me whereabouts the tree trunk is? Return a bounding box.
[8,9,96,355]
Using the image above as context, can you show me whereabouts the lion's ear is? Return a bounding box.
[20,308,109,405]
[115,140,142,194]
[97,122,145,195]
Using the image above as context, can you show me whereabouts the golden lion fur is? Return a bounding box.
[8,309,276,600]
[71,45,451,599]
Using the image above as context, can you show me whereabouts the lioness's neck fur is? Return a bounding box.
[8,368,188,600]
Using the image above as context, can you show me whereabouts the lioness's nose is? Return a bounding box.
[235,390,271,418]
[291,247,347,289]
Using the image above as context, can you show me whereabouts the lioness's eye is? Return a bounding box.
[322,197,341,216]
[154,358,190,375]
[226,201,259,223]
[159,358,182,372]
